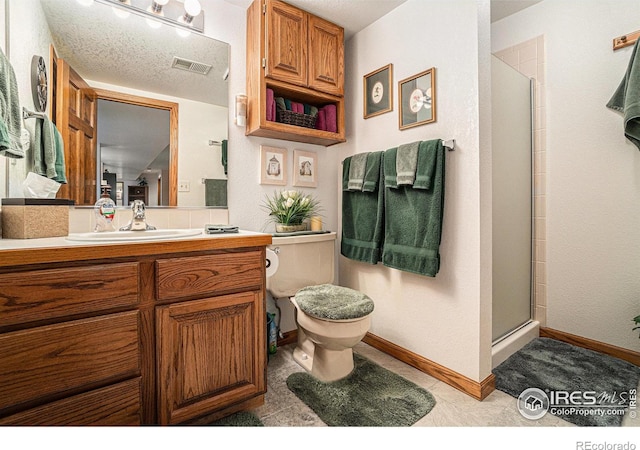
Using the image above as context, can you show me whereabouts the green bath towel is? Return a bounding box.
[0,48,23,159]
[607,39,640,151]
[396,141,420,185]
[382,140,445,277]
[347,152,368,191]
[34,117,64,181]
[341,152,385,264]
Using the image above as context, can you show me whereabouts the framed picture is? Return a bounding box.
[363,64,393,119]
[260,145,287,185]
[398,67,436,130]
[293,149,317,188]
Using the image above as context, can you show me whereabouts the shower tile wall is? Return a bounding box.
[493,36,547,327]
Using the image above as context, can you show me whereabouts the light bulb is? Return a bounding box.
[184,0,202,17]
[149,0,169,15]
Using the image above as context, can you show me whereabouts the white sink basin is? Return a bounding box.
[66,229,202,242]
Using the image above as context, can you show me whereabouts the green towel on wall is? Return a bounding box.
[341,152,385,264]
[34,117,64,181]
[347,152,368,191]
[607,39,640,151]
[204,178,228,207]
[221,139,228,175]
[396,141,420,185]
[382,140,445,277]
[0,47,23,158]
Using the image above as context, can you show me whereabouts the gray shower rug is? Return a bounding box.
[493,337,640,426]
[286,353,436,426]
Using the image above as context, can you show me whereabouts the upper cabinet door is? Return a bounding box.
[265,0,307,87]
[308,15,344,96]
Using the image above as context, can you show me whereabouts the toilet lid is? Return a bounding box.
[294,284,374,321]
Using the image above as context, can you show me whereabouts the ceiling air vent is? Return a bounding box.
[171,56,212,75]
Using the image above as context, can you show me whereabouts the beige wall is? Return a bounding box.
[338,0,493,382]
[493,0,640,351]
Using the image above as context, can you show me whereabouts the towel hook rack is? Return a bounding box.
[22,107,47,120]
[442,139,455,151]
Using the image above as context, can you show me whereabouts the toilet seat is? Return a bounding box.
[295,284,374,321]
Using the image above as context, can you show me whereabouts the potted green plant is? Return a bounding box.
[263,190,321,233]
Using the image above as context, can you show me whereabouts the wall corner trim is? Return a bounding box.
[540,327,640,367]
[363,333,495,401]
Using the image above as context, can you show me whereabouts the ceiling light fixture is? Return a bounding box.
[95,0,204,33]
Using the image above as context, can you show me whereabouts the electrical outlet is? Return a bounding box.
[178,181,190,192]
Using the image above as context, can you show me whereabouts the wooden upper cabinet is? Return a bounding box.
[265,0,307,87]
[308,15,344,96]
[264,0,343,96]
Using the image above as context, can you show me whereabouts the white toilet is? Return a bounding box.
[266,232,374,382]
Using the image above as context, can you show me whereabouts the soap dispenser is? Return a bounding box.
[94,185,116,232]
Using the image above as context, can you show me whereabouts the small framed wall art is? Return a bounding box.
[293,149,318,188]
[260,145,287,185]
[363,64,393,119]
[398,67,436,130]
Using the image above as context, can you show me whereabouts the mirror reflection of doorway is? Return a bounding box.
[97,99,171,206]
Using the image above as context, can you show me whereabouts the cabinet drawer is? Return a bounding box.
[0,262,139,328]
[0,378,142,425]
[0,311,140,413]
[156,250,263,301]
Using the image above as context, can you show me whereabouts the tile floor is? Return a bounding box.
[250,342,639,428]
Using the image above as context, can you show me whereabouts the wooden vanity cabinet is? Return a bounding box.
[0,236,270,426]
[246,0,345,146]
[155,250,266,425]
[0,264,144,425]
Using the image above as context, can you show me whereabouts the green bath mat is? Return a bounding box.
[209,411,264,427]
[493,338,640,427]
[286,353,436,426]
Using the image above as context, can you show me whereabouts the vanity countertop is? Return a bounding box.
[0,229,272,268]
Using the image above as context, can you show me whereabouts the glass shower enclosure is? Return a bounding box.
[491,55,534,343]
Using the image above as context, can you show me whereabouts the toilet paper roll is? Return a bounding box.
[266,248,279,278]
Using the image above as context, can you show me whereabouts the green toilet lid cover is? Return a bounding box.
[295,284,374,321]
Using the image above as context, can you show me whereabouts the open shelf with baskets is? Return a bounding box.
[245,0,345,147]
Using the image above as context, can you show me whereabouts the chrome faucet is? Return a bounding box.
[120,200,156,231]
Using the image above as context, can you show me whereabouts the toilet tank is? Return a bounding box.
[267,232,336,298]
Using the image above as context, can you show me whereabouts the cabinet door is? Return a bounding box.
[156,292,266,425]
[265,0,307,87]
[308,14,344,96]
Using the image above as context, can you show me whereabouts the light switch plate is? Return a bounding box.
[178,181,190,192]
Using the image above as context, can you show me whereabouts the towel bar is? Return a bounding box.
[22,107,46,120]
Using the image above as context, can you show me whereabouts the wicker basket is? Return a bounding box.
[276,109,317,129]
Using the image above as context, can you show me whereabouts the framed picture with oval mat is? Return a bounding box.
[363,64,393,119]
[399,67,436,130]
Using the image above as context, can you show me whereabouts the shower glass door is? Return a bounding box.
[491,56,533,343]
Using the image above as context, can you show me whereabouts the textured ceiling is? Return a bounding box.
[39,0,229,107]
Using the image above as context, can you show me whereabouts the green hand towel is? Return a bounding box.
[347,152,368,191]
[362,150,382,192]
[0,48,23,158]
[52,126,67,184]
[221,139,228,175]
[204,178,228,207]
[382,140,445,277]
[396,141,420,185]
[413,139,440,189]
[341,152,385,264]
[36,117,57,179]
[383,147,398,188]
[607,39,640,151]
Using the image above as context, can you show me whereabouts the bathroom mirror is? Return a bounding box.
[9,0,229,207]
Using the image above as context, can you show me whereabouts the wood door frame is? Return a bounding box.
[93,88,179,206]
